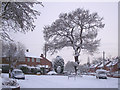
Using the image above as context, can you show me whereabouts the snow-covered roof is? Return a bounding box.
[106,62,112,67]
[105,61,110,65]
[25,52,42,59]
[98,63,104,68]
[96,69,108,73]
[112,59,118,65]
[93,63,101,68]
[89,64,95,68]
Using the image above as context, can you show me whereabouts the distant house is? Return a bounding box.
[88,58,119,73]
[89,64,95,72]
[18,53,52,71]
[89,62,102,73]
[2,52,52,71]
[110,59,119,72]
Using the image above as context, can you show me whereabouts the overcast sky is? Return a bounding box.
[11,1,118,64]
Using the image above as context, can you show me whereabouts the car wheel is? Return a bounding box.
[13,77,15,79]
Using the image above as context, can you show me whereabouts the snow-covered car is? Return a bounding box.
[96,69,107,79]
[47,71,57,75]
[11,69,25,80]
[113,73,120,78]
[113,71,120,78]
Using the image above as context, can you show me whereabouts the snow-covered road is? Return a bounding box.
[1,74,118,88]
[17,75,118,88]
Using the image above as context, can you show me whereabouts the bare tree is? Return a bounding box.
[2,41,25,77]
[1,2,43,41]
[43,8,105,73]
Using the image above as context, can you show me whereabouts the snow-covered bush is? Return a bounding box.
[64,61,79,74]
[2,78,20,89]
[47,71,57,75]
[31,68,38,74]
[57,66,62,73]
[53,56,64,74]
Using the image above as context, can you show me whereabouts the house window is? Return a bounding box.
[36,58,40,62]
[27,58,30,62]
[32,58,34,62]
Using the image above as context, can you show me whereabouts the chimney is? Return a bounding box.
[26,49,29,52]
[40,54,44,58]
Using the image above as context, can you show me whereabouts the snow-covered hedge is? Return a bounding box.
[19,65,31,74]
[47,71,57,75]
[2,77,20,89]
[19,65,41,74]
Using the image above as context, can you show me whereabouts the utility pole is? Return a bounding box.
[44,44,47,58]
[103,51,105,69]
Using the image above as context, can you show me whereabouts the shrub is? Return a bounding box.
[20,66,30,74]
[30,68,38,74]
[2,65,10,73]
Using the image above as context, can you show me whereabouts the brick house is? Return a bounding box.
[110,59,119,72]
[89,64,95,72]
[2,53,52,71]
[88,63,102,73]
[18,53,52,71]
[88,58,119,73]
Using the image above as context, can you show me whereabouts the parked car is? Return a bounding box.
[96,69,107,79]
[113,71,120,78]
[11,69,25,80]
[113,73,120,78]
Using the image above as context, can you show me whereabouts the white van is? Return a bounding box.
[96,69,107,79]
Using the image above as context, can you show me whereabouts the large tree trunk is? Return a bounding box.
[74,56,79,74]
[74,55,79,63]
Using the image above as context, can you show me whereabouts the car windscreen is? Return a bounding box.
[98,71,106,74]
[14,71,23,75]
